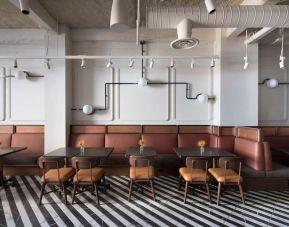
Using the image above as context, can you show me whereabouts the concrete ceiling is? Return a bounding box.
[0,0,37,28]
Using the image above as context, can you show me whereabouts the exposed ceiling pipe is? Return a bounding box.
[136,0,140,45]
[245,27,275,44]
[147,5,289,28]
[110,0,128,32]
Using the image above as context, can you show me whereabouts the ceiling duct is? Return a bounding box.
[170,19,199,49]
[147,5,289,28]
[110,0,129,32]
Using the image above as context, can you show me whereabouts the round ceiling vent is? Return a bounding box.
[170,38,199,49]
[170,18,199,50]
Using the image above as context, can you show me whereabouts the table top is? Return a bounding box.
[0,147,27,157]
[45,147,113,158]
[173,147,236,159]
[76,147,113,158]
[126,147,157,157]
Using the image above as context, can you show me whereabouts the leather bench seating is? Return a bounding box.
[3,126,44,166]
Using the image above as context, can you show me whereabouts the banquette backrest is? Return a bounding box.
[234,127,271,171]
[178,125,211,148]
[5,125,44,165]
[0,125,13,147]
[260,127,289,148]
[209,126,235,152]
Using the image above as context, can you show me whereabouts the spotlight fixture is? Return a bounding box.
[210,58,215,68]
[13,59,18,68]
[149,58,154,69]
[138,77,148,87]
[170,58,175,68]
[280,29,286,69]
[82,105,94,115]
[106,59,113,68]
[243,56,249,70]
[190,58,195,69]
[44,59,50,70]
[204,0,216,14]
[110,0,129,32]
[81,58,86,69]
[129,58,134,68]
[19,0,30,15]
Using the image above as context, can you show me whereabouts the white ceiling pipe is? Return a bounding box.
[147,5,289,28]
[0,55,220,60]
[110,0,129,32]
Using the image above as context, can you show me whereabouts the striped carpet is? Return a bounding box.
[0,176,289,227]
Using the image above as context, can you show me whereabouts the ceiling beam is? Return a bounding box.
[245,27,276,44]
[226,0,279,38]
[8,0,58,33]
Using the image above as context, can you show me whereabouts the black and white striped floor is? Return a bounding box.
[0,176,289,227]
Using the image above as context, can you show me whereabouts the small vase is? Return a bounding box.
[200,146,204,154]
[140,146,144,153]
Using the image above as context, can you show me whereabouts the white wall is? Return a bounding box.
[71,29,216,125]
[259,44,289,126]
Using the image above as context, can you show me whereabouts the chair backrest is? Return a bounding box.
[185,157,210,170]
[129,155,154,167]
[218,157,242,171]
[71,156,99,170]
[38,156,65,170]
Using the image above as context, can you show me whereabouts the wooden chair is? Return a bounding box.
[208,157,244,205]
[38,156,75,205]
[128,155,155,201]
[71,157,105,205]
[179,157,211,203]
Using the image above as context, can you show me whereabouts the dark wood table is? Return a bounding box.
[0,147,27,187]
[76,147,113,158]
[173,147,236,167]
[125,147,157,158]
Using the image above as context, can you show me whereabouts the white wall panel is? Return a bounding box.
[0,76,4,121]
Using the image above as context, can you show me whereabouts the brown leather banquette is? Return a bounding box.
[2,125,44,166]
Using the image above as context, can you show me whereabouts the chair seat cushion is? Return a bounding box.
[130,166,154,179]
[208,168,243,183]
[179,167,209,182]
[73,168,104,183]
[41,167,74,183]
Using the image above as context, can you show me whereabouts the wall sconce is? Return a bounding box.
[259,78,289,88]
[138,77,148,87]
[82,105,94,115]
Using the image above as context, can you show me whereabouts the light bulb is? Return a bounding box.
[138,77,148,87]
[82,105,94,115]
[266,78,279,89]
[197,94,209,104]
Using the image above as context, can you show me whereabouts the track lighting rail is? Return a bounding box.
[72,82,215,112]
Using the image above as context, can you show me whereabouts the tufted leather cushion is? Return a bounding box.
[4,133,44,166]
[105,134,140,154]
[0,134,12,147]
[234,138,265,171]
[130,166,154,179]
[142,134,177,154]
[179,167,209,182]
[209,168,243,183]
[178,134,210,148]
[70,134,105,148]
[41,167,74,183]
[73,168,104,183]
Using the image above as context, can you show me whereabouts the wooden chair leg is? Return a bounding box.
[62,183,68,205]
[71,184,77,204]
[150,180,155,201]
[183,181,189,203]
[238,184,245,204]
[39,182,45,205]
[206,183,211,203]
[128,179,133,201]
[102,175,107,193]
[217,182,222,206]
[94,183,99,205]
[178,175,182,190]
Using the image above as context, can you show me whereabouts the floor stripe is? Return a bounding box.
[0,176,289,227]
